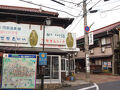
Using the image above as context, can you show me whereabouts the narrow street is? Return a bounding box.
[62,80,120,90]
[61,73,120,90]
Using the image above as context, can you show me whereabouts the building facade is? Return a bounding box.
[0,5,78,89]
[76,22,120,75]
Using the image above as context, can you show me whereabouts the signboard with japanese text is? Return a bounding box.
[0,22,76,49]
[2,54,37,89]
[39,53,47,66]
[89,32,94,45]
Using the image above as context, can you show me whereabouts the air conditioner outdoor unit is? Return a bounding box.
[90,49,94,54]
[101,47,105,53]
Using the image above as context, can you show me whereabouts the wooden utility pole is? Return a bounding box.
[83,0,90,81]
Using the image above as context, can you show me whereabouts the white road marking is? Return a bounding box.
[94,83,99,90]
[78,83,99,90]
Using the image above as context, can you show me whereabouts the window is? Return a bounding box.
[66,60,69,71]
[91,60,95,65]
[61,59,65,70]
[44,56,51,79]
[106,37,111,44]
[101,38,106,45]
[70,60,74,70]
[94,40,99,47]
[37,55,59,79]
[95,60,102,65]
[52,56,59,79]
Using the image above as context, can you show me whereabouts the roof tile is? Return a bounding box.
[0,5,58,16]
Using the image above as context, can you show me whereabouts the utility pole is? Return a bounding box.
[83,0,90,81]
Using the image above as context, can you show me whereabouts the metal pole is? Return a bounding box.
[41,21,45,90]
[68,53,71,76]
[83,0,90,81]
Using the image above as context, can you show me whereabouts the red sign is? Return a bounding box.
[84,26,90,32]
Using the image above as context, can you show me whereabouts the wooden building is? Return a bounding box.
[76,21,120,75]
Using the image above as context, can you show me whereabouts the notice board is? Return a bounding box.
[2,54,37,89]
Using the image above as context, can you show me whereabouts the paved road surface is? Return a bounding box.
[62,80,120,90]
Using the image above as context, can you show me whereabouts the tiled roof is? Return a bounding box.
[77,21,120,40]
[0,5,58,16]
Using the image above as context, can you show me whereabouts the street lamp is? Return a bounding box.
[46,18,51,26]
[41,18,51,90]
[42,18,51,52]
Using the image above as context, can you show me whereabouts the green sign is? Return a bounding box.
[2,54,37,89]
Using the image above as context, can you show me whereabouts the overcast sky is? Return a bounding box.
[0,0,120,38]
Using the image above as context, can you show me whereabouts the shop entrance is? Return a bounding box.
[44,56,59,79]
[37,55,61,83]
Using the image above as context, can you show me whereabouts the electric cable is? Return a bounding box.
[99,4,120,13]
[87,0,92,5]
[101,7,120,13]
[57,0,79,5]
[19,0,82,17]
[66,15,82,32]
[58,0,84,7]
[93,0,120,8]
[51,0,82,11]
[69,16,83,32]
[88,0,102,11]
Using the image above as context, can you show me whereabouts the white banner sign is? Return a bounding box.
[89,32,94,45]
[0,22,76,49]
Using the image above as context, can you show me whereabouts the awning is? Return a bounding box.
[0,46,79,54]
[0,46,68,53]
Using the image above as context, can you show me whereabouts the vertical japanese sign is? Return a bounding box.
[2,54,37,89]
[89,32,94,45]
[39,53,47,66]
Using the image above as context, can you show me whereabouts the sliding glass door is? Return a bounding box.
[43,55,61,83]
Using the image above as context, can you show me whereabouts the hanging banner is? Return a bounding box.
[2,54,37,89]
[89,32,94,45]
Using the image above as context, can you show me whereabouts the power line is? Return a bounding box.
[69,12,93,32]
[51,0,82,11]
[87,0,92,5]
[99,4,120,13]
[101,7,120,13]
[94,0,120,8]
[19,0,82,17]
[67,16,81,31]
[111,5,120,9]
[51,0,65,6]
[57,0,79,5]
[69,16,83,32]
[58,0,84,7]
[88,0,102,11]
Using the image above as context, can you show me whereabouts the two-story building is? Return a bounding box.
[0,5,78,89]
[76,21,120,75]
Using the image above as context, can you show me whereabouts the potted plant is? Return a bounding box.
[70,72,75,81]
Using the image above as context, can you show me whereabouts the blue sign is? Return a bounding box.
[39,53,47,65]
[85,26,90,32]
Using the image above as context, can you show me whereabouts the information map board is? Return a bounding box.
[2,54,37,89]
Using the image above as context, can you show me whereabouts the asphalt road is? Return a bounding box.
[98,80,120,90]
[62,80,120,90]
